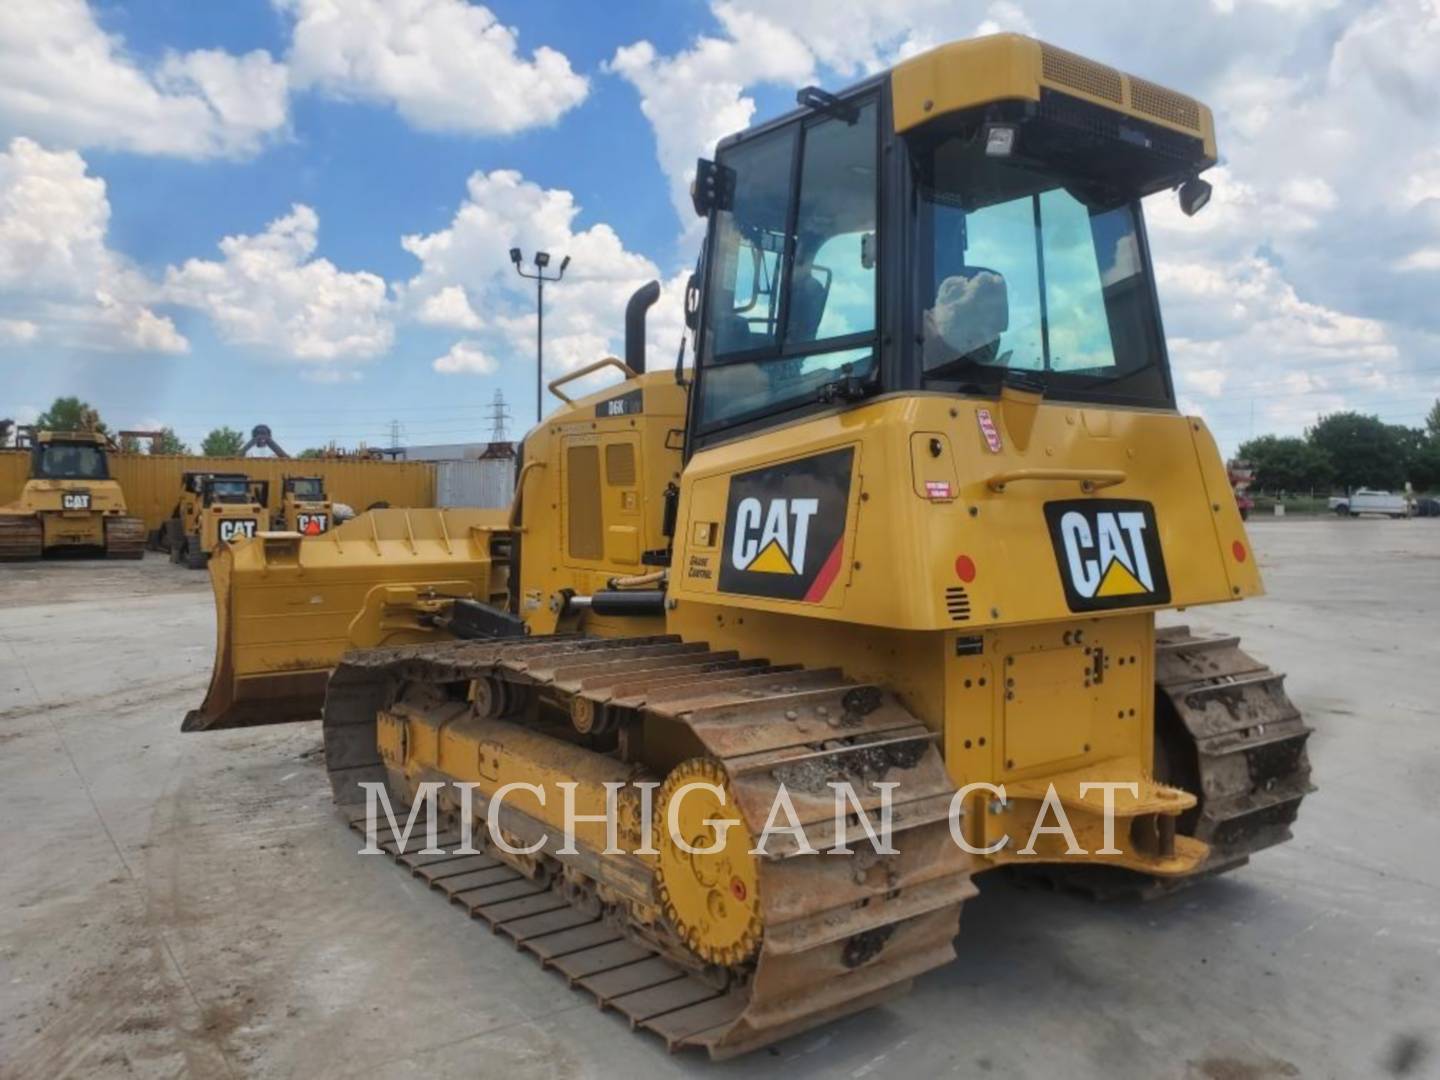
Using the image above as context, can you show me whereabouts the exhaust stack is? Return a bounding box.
[625,280,661,375]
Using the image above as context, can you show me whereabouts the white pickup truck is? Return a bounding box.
[1329,489,1410,518]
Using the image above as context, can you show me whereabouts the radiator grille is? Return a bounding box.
[566,444,604,560]
[605,442,637,487]
[945,587,972,622]
[1127,76,1202,131]
[1041,44,1122,104]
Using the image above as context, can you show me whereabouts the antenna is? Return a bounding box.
[487,389,511,443]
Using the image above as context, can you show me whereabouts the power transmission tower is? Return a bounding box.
[389,419,406,450]
[487,390,511,443]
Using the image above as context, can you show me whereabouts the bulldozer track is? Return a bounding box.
[1015,626,1313,900]
[1153,626,1313,866]
[323,635,975,1059]
[0,514,43,560]
[104,516,146,560]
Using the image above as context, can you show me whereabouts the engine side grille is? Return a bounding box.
[1040,43,1123,105]
[1127,75,1202,131]
[566,444,604,560]
[605,442,637,487]
[945,587,972,622]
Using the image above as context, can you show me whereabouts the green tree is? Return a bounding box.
[36,395,107,433]
[1236,434,1334,493]
[1425,399,1440,440]
[1410,442,1440,493]
[152,427,189,455]
[1306,412,1404,491]
[201,426,245,457]
[297,447,330,459]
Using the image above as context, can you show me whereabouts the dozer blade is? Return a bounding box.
[182,508,511,732]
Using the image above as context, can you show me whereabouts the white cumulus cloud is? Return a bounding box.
[0,0,288,160]
[401,169,686,385]
[279,0,588,135]
[433,341,498,375]
[164,204,392,370]
[0,136,186,353]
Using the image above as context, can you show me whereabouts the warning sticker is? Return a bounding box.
[976,408,1003,453]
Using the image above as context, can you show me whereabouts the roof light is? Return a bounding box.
[983,124,1017,158]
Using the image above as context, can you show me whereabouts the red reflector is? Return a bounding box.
[1232,541,1247,563]
[730,877,747,902]
[955,555,977,583]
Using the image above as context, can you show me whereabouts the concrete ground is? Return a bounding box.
[0,520,1436,1080]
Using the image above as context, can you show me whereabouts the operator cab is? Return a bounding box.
[688,35,1214,451]
[32,437,110,480]
[185,472,263,507]
[284,476,325,501]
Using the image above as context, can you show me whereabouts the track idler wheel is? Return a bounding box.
[654,758,762,968]
[470,675,529,720]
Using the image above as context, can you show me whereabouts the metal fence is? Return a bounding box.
[435,457,515,509]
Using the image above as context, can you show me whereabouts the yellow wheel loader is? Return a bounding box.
[185,34,1312,1058]
[154,472,269,570]
[0,431,145,559]
[273,474,332,536]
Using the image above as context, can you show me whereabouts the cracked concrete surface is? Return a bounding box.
[0,520,1436,1079]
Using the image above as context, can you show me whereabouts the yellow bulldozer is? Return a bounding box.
[185,34,1312,1058]
[272,474,332,535]
[154,471,270,569]
[0,430,145,559]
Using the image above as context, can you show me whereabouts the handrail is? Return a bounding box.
[986,468,1127,494]
[547,357,637,404]
[508,460,545,530]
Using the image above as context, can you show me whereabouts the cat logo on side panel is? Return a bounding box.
[718,448,853,603]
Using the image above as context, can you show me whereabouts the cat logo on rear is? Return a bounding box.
[297,513,328,536]
[218,519,257,544]
[1044,500,1171,612]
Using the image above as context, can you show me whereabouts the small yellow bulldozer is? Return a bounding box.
[153,472,269,569]
[272,474,332,536]
[185,34,1313,1058]
[0,430,144,560]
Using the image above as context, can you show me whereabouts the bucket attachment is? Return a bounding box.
[183,508,511,732]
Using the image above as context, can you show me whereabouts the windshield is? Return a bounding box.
[210,479,251,502]
[699,99,879,432]
[289,478,323,499]
[34,443,108,480]
[915,134,1171,406]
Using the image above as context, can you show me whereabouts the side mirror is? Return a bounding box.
[1179,177,1212,217]
[684,273,701,331]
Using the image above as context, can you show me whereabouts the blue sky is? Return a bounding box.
[1,0,1437,455]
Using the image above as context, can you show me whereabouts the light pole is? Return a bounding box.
[509,248,570,424]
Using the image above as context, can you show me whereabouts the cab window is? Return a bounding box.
[699,98,879,434]
[34,443,108,480]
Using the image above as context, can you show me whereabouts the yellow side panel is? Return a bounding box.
[0,451,26,502]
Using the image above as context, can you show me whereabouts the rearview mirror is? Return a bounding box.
[684,273,700,331]
[1179,177,1212,217]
